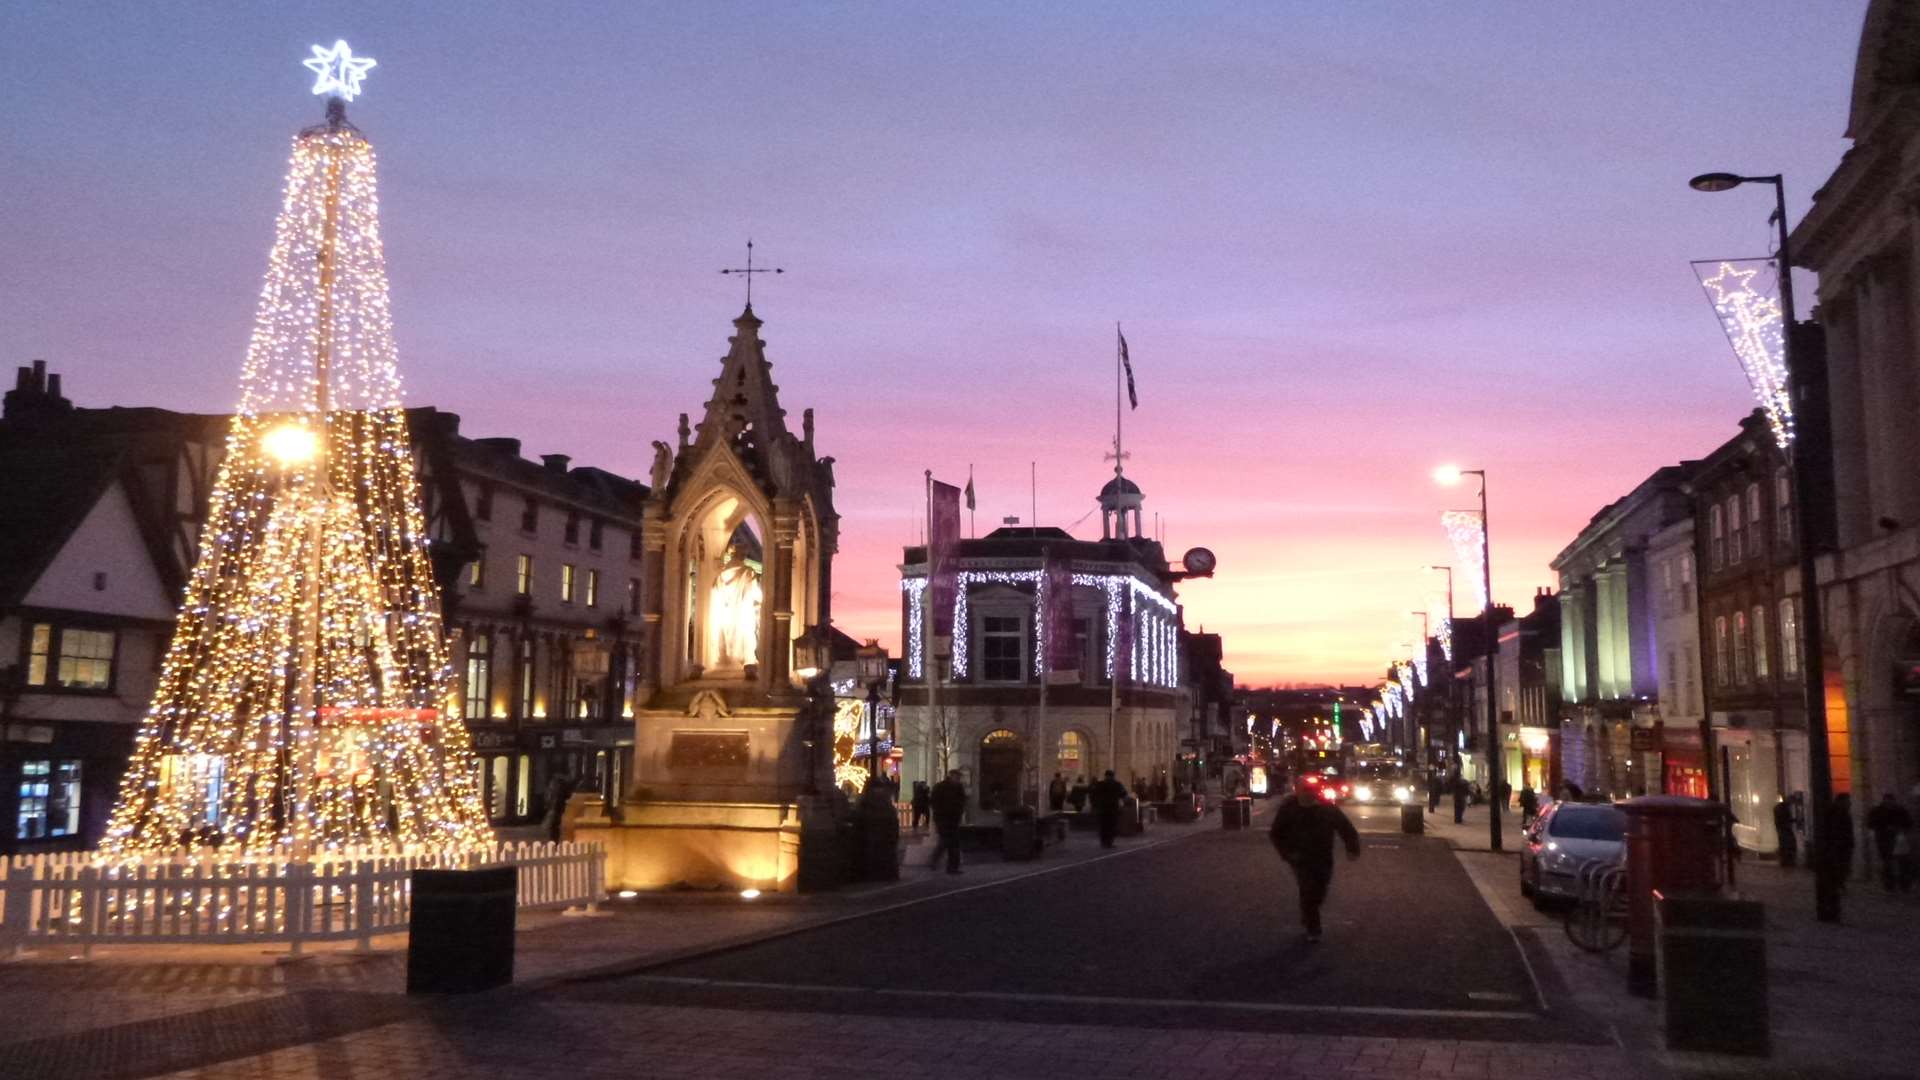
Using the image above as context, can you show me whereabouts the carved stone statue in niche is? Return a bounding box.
[650,441,673,490]
[707,544,762,670]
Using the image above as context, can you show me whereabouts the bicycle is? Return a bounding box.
[1563,856,1628,953]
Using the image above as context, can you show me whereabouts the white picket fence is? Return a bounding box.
[0,841,604,957]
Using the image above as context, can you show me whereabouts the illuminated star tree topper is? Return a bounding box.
[1693,258,1793,448]
[304,39,377,101]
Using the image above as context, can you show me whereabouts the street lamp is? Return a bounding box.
[1690,169,1840,923]
[856,641,890,784]
[1435,465,1503,852]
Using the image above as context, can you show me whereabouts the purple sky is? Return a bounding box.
[1,2,1867,684]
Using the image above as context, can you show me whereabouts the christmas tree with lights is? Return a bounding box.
[104,43,491,856]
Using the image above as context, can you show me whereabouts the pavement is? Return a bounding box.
[0,800,1911,1078]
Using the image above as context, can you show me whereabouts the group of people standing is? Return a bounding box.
[1775,789,1917,893]
[910,768,1136,875]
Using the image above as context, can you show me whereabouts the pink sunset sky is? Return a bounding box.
[1,3,1866,686]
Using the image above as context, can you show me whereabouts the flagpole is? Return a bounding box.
[1036,545,1050,812]
[968,463,975,539]
[925,469,940,788]
[1109,325,1122,776]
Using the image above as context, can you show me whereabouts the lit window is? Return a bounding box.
[465,633,492,720]
[1779,598,1800,676]
[1714,617,1730,688]
[561,563,577,603]
[516,554,533,596]
[1752,605,1769,680]
[518,637,537,718]
[468,545,486,588]
[1057,730,1086,777]
[26,625,115,691]
[586,568,599,608]
[1733,612,1750,685]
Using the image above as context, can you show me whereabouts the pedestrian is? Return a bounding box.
[1047,772,1068,813]
[1426,769,1443,814]
[1068,775,1089,812]
[1088,769,1128,848]
[909,780,931,830]
[1518,784,1539,829]
[927,770,967,874]
[1772,795,1798,869]
[1865,793,1913,892]
[542,771,575,843]
[1450,770,1468,825]
[1824,792,1856,889]
[1268,774,1362,942]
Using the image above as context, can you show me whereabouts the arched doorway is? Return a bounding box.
[1056,729,1088,782]
[979,729,1023,811]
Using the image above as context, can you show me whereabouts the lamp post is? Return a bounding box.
[1428,565,1456,775]
[856,640,890,785]
[1689,170,1839,922]
[1435,465,1503,851]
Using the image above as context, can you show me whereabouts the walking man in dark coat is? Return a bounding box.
[1426,769,1444,814]
[1450,768,1468,824]
[1088,769,1128,849]
[927,770,968,874]
[1773,795,1798,869]
[1047,772,1068,813]
[1269,775,1362,941]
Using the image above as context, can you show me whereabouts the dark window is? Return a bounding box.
[520,498,538,534]
[474,483,494,522]
[982,616,1024,682]
[628,578,641,615]
[631,531,644,560]
[564,511,581,546]
[589,519,604,550]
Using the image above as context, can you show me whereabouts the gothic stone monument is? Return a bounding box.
[571,303,839,891]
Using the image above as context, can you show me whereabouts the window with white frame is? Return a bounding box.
[1679,552,1695,611]
[1710,505,1725,570]
[516,554,533,596]
[1733,611,1750,684]
[1779,597,1800,676]
[16,759,82,840]
[586,568,599,608]
[468,545,486,588]
[1775,468,1793,546]
[1726,494,1744,564]
[1714,616,1730,687]
[1751,604,1769,680]
[981,615,1025,682]
[561,563,577,604]
[465,633,493,719]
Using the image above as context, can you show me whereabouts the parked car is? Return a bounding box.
[1519,800,1627,904]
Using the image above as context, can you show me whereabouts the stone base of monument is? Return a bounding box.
[570,798,816,893]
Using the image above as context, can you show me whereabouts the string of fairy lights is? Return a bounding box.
[1695,259,1795,449]
[102,49,491,858]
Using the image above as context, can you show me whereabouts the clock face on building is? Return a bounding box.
[1182,547,1217,576]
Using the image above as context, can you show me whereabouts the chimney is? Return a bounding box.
[474,437,521,458]
[4,359,74,423]
[541,453,571,474]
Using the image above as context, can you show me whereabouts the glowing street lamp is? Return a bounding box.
[1433,464,1503,852]
[1690,168,1840,924]
[262,422,321,467]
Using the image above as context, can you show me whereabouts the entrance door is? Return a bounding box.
[979,729,1023,811]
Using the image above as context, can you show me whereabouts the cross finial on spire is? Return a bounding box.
[719,239,783,309]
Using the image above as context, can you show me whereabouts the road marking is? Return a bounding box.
[1467,991,1523,1002]
[622,974,1542,1022]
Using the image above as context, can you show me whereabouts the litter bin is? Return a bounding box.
[1656,890,1768,1055]
[407,865,516,994]
[1002,806,1039,860]
[854,785,902,880]
[1118,796,1145,837]
[1621,795,1727,997]
[1400,802,1424,834]
[1222,795,1244,830]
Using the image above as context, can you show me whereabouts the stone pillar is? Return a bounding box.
[639,517,668,691]
[768,517,797,685]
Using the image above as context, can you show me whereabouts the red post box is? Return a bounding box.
[1621,795,1727,996]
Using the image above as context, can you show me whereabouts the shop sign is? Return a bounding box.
[1896,659,1920,701]
[1629,727,1657,752]
[471,731,516,750]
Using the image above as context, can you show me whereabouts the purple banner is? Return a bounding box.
[1045,553,1078,674]
[929,480,962,636]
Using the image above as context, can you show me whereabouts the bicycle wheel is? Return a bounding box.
[1563,897,1612,953]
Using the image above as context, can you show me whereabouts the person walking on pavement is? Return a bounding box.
[1450,768,1468,825]
[1426,769,1444,815]
[1773,794,1799,869]
[909,780,931,831]
[1088,769,1128,848]
[1268,774,1362,942]
[927,770,967,874]
[1047,772,1068,813]
[1067,776,1090,812]
[1865,793,1913,892]
[1518,784,1539,829]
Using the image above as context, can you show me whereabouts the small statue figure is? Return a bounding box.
[802,407,815,449]
[649,440,672,490]
[677,412,691,452]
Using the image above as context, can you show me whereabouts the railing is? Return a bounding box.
[0,841,604,958]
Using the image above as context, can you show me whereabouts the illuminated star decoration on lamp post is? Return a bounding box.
[1694,258,1794,448]
[303,39,377,101]
[1440,510,1489,611]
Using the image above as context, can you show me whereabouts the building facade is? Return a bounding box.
[1496,590,1562,797]
[1648,517,1712,799]
[1690,411,1806,849]
[895,482,1187,810]
[1789,0,1920,819]
[1551,465,1694,799]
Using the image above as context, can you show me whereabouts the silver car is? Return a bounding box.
[1519,801,1627,904]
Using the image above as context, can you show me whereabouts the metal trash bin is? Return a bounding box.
[1400,802,1424,834]
[407,866,516,994]
[1656,890,1768,1055]
[1222,796,1251,830]
[1002,806,1039,860]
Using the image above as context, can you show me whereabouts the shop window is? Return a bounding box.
[516,756,532,817]
[488,755,511,819]
[16,759,81,840]
[26,624,116,691]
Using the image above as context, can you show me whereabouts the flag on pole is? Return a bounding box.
[929,479,963,636]
[963,477,975,511]
[1119,328,1138,410]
